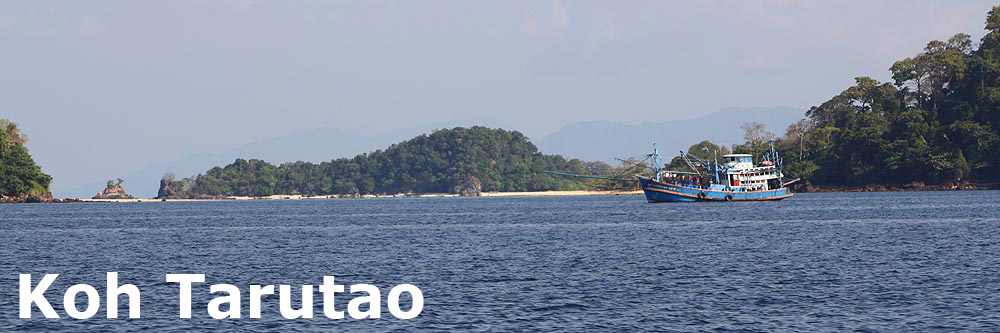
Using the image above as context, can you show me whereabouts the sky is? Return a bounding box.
[2,0,998,196]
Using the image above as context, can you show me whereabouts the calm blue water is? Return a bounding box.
[2,191,1000,332]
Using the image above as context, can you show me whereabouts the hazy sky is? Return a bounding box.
[2,0,997,194]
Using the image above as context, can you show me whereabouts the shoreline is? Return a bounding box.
[77,190,645,203]
[792,181,998,193]
[11,185,1000,203]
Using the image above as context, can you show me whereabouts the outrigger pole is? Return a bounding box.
[782,178,801,187]
[545,142,704,184]
[680,152,702,177]
[615,141,663,181]
[614,156,652,169]
[541,171,635,182]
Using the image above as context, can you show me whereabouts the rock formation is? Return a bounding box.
[93,180,134,199]
[0,192,54,203]
[157,176,181,199]
[452,176,482,197]
[156,174,223,199]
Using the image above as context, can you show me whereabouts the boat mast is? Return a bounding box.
[714,150,720,184]
[651,141,662,182]
[769,139,776,163]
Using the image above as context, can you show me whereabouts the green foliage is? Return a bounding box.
[664,140,730,172]
[0,120,52,196]
[774,7,1000,185]
[686,140,727,161]
[171,127,591,196]
[105,178,124,189]
[665,156,689,171]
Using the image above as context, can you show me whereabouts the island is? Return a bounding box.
[156,127,617,199]
[92,179,135,200]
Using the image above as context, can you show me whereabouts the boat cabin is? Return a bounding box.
[719,154,783,191]
[722,154,754,170]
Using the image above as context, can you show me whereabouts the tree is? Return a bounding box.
[0,121,51,197]
[738,122,774,159]
[782,119,813,161]
[0,119,27,146]
[741,122,771,145]
[686,140,724,161]
[982,6,1000,50]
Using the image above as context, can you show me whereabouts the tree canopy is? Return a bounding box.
[767,6,1000,186]
[163,127,594,197]
[0,120,51,197]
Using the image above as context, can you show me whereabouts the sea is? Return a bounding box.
[1,191,999,332]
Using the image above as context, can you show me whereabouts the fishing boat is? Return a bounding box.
[545,141,798,203]
[637,142,795,202]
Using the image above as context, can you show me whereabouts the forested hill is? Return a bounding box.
[159,127,595,197]
[767,6,1000,187]
[0,120,52,199]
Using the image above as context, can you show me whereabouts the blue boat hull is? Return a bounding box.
[638,177,792,203]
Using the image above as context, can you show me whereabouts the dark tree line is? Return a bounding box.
[163,127,595,197]
[756,7,1000,186]
[663,7,1000,188]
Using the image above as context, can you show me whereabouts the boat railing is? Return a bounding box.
[662,180,769,192]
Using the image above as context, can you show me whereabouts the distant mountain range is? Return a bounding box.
[537,106,804,163]
[61,107,803,198]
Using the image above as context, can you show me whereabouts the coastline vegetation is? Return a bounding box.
[0,120,51,198]
[160,127,609,197]
[780,7,1000,187]
[678,7,1000,189]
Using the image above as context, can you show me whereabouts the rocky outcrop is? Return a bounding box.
[792,180,995,192]
[452,176,482,197]
[156,176,231,199]
[0,192,54,203]
[157,177,181,199]
[93,184,134,199]
[156,176,225,199]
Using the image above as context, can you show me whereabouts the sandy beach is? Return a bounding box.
[480,190,642,197]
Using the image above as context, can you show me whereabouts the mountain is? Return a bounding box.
[536,107,804,163]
